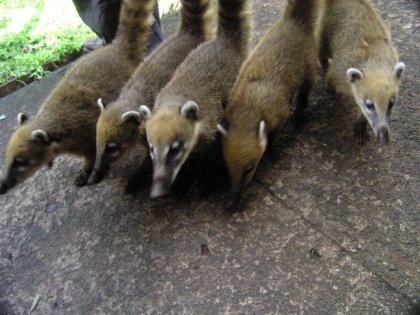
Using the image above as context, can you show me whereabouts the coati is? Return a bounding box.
[319,0,405,145]
[217,0,323,207]
[0,0,154,194]
[88,0,211,185]
[140,0,251,198]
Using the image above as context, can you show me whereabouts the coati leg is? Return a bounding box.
[353,114,369,146]
[75,154,95,187]
[294,77,314,121]
[125,153,153,194]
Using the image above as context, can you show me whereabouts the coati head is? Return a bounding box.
[347,62,405,144]
[0,114,58,194]
[88,98,147,184]
[218,120,267,207]
[141,101,201,198]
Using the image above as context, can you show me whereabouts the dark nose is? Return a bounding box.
[225,191,243,213]
[87,169,106,185]
[0,177,17,194]
[150,179,171,199]
[377,127,390,145]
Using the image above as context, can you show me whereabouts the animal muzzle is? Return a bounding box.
[150,177,171,199]
[377,126,390,145]
[0,176,17,194]
[87,167,108,185]
[87,153,111,185]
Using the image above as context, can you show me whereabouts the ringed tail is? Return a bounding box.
[217,0,251,53]
[179,0,211,38]
[113,0,155,63]
[283,0,323,31]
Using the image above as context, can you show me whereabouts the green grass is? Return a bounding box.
[0,0,94,85]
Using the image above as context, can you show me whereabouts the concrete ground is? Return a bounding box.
[0,0,419,314]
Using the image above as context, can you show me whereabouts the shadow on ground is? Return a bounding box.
[0,0,419,314]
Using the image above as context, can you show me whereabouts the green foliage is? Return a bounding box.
[0,0,94,85]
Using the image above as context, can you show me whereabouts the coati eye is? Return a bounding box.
[169,141,183,156]
[13,157,27,166]
[106,142,120,157]
[388,100,395,111]
[365,100,375,111]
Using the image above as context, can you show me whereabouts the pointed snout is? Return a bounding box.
[87,168,107,185]
[377,126,390,145]
[150,179,171,199]
[225,190,243,212]
[87,150,111,185]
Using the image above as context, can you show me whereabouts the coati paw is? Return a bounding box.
[354,127,369,146]
[74,170,91,187]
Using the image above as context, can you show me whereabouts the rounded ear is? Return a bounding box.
[17,113,28,126]
[139,105,151,122]
[97,98,105,112]
[258,120,267,148]
[31,129,50,144]
[122,111,141,125]
[347,68,364,83]
[217,124,228,137]
[180,100,199,120]
[394,62,405,79]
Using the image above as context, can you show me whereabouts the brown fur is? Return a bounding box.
[0,0,154,194]
[319,0,405,145]
[142,0,251,198]
[89,0,211,185]
[219,0,322,206]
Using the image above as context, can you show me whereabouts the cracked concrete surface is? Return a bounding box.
[0,0,419,314]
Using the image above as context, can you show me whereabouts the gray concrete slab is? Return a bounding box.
[0,0,419,314]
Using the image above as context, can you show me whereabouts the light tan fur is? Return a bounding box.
[89,0,211,185]
[319,0,405,145]
[142,0,251,198]
[0,0,154,194]
[219,0,323,207]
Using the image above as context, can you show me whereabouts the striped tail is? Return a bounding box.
[113,0,154,63]
[179,0,210,39]
[217,0,251,53]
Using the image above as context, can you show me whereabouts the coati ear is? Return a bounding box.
[139,105,151,122]
[347,68,364,83]
[394,62,405,79]
[17,113,28,126]
[258,120,267,149]
[97,98,105,112]
[31,129,50,144]
[180,101,199,120]
[122,111,141,126]
[217,124,228,137]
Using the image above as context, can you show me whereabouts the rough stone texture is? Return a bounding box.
[0,0,419,314]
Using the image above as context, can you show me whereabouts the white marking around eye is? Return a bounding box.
[164,146,170,157]
[18,166,26,172]
[108,142,117,148]
[172,141,180,149]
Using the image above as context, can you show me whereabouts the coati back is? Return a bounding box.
[89,0,211,185]
[319,0,405,145]
[0,0,154,194]
[218,0,323,207]
[140,0,251,198]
